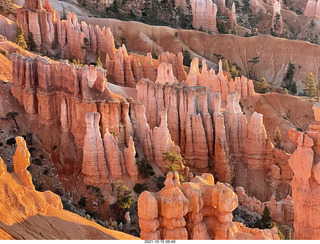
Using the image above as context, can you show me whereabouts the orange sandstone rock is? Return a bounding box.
[13,137,34,190]
[82,112,109,185]
[138,173,279,240]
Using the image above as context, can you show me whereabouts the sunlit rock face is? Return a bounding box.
[288,102,320,239]
[138,173,280,240]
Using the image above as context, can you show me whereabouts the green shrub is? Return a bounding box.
[111,180,134,210]
[133,183,148,195]
[137,158,154,178]
[16,24,27,49]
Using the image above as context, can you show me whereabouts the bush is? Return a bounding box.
[28,32,36,51]
[183,49,191,67]
[151,52,158,60]
[111,180,134,210]
[257,77,269,93]
[16,24,27,49]
[273,126,282,149]
[78,196,87,207]
[163,151,186,165]
[137,158,154,178]
[0,49,8,56]
[254,206,273,229]
[6,137,16,146]
[43,167,49,175]
[133,183,148,195]
[32,158,42,166]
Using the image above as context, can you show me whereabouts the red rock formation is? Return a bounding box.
[155,62,177,85]
[236,187,294,226]
[104,129,122,180]
[0,136,139,239]
[304,0,320,19]
[228,2,237,28]
[144,53,157,82]
[123,136,139,182]
[191,0,218,33]
[82,112,109,185]
[271,0,283,35]
[13,136,35,190]
[138,173,280,240]
[288,102,320,239]
[9,53,143,187]
[152,110,182,171]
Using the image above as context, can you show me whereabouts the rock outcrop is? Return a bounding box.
[288,102,320,239]
[236,187,294,226]
[138,173,280,240]
[158,52,187,82]
[82,112,109,185]
[136,58,290,200]
[0,137,139,240]
[10,53,142,186]
[191,0,218,33]
[271,0,283,35]
[304,0,320,19]
[228,2,237,29]
[13,136,34,190]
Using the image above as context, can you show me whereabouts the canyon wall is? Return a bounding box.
[0,136,138,240]
[138,172,280,240]
[10,50,292,202]
[137,58,291,201]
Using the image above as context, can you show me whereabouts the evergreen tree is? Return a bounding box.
[303,72,316,98]
[16,24,27,49]
[273,126,282,149]
[27,32,36,51]
[282,62,295,90]
[111,180,133,210]
[291,82,297,95]
[62,7,67,20]
[182,49,191,66]
[257,77,269,93]
[255,206,274,229]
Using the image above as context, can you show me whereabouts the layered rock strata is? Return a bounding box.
[10,53,140,185]
[138,172,280,240]
[137,58,290,201]
[191,0,218,33]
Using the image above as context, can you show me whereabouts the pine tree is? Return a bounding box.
[27,32,36,51]
[273,126,282,149]
[303,72,316,98]
[16,24,27,49]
